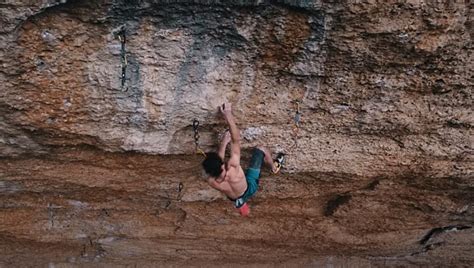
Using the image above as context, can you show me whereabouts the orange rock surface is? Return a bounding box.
[0,1,472,266]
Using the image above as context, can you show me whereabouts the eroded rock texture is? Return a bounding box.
[0,0,473,266]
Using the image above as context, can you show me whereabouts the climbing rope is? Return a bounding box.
[192,119,206,157]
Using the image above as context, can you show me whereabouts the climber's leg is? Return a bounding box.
[256,146,273,167]
[256,146,283,173]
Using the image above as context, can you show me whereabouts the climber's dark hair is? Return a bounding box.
[202,152,223,177]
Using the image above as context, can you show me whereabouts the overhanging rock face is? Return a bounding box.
[2,1,327,158]
[0,0,473,266]
[1,0,472,175]
[1,0,472,176]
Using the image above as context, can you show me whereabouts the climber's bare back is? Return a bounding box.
[208,163,246,200]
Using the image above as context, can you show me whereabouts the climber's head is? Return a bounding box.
[202,152,224,179]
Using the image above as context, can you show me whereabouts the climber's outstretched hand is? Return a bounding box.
[220,102,232,119]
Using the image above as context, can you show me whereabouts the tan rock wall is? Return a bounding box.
[0,0,472,266]
[1,0,471,177]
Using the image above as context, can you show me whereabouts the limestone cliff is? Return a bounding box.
[0,0,472,266]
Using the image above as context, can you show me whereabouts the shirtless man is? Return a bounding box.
[202,102,283,216]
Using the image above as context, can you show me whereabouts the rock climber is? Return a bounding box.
[202,102,284,217]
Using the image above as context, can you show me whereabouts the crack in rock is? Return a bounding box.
[419,225,472,245]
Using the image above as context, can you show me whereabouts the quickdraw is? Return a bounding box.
[274,97,305,174]
[290,99,302,150]
[117,28,128,91]
[176,182,184,201]
[293,99,301,131]
[192,119,206,157]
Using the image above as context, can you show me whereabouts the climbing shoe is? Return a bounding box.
[272,153,285,174]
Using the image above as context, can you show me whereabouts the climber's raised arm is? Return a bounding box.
[220,102,240,167]
[218,130,231,160]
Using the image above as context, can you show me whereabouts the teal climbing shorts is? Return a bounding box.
[231,148,264,208]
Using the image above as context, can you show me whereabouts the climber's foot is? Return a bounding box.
[272,153,285,174]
